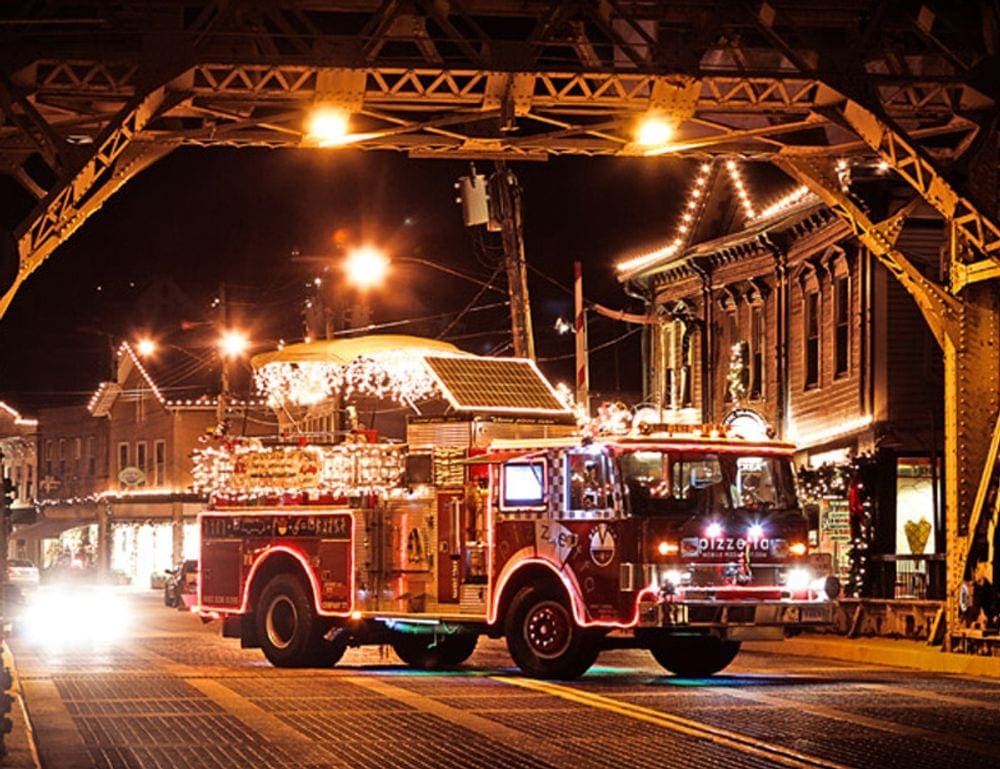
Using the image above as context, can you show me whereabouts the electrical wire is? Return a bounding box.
[537,326,641,362]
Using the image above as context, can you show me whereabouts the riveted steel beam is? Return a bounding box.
[825,97,1000,268]
[0,82,180,316]
[773,154,961,346]
[775,152,1000,651]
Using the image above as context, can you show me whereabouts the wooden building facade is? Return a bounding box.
[619,198,946,603]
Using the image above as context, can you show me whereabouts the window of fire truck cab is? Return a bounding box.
[500,461,547,511]
[621,451,795,515]
[565,450,614,515]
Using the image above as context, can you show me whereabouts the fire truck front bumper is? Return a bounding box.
[636,598,837,640]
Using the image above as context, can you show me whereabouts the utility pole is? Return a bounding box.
[216,283,228,431]
[490,162,535,360]
[574,261,589,414]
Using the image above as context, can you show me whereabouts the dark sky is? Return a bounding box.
[0,147,705,411]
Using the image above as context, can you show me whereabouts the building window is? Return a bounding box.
[680,335,693,408]
[154,440,166,487]
[118,443,129,475]
[74,437,82,478]
[26,464,33,500]
[805,290,820,389]
[750,305,764,400]
[87,436,96,477]
[136,441,148,486]
[45,440,53,478]
[58,438,66,478]
[834,275,849,377]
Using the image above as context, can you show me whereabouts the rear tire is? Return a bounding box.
[391,632,478,669]
[505,585,598,679]
[256,574,319,668]
[649,635,741,676]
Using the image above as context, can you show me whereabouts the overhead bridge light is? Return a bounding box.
[307,107,350,146]
[635,114,674,147]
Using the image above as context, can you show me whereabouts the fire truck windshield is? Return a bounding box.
[620,450,797,516]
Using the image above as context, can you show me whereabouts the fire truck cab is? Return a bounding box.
[196,337,838,679]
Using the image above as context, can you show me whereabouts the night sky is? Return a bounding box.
[0,147,708,411]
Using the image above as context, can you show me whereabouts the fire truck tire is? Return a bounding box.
[648,636,741,676]
[505,585,598,680]
[256,574,320,668]
[391,632,478,669]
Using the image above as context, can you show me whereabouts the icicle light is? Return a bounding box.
[254,352,444,408]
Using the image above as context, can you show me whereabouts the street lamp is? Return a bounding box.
[136,337,156,357]
[343,246,389,290]
[217,329,250,432]
[218,329,250,359]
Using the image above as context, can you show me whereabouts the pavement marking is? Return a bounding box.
[17,680,91,769]
[342,675,605,769]
[857,681,1000,710]
[184,678,338,763]
[697,686,1000,761]
[496,676,854,769]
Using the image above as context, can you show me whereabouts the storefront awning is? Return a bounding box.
[12,517,91,541]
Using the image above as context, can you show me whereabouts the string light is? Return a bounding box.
[255,352,444,408]
[752,185,817,222]
[192,438,406,500]
[616,162,713,275]
[725,160,756,222]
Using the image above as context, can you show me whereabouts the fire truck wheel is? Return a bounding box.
[391,633,478,669]
[256,574,319,668]
[648,636,741,677]
[505,585,598,680]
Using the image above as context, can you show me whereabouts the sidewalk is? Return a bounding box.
[744,633,1000,679]
[1,641,39,769]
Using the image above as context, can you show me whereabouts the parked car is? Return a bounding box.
[163,560,198,608]
[6,559,40,589]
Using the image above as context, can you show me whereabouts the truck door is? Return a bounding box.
[200,539,243,609]
[436,491,463,603]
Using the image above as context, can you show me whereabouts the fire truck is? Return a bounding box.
[196,337,838,679]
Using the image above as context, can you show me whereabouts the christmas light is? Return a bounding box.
[192,439,407,500]
[616,162,713,276]
[725,160,756,222]
[752,185,817,222]
[254,351,444,408]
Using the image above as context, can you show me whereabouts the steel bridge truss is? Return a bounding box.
[1,1,1000,650]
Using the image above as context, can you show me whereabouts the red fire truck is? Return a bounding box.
[196,358,839,678]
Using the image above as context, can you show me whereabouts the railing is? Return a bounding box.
[869,554,946,601]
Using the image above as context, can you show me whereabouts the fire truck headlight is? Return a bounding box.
[784,567,813,591]
[663,569,687,589]
[747,524,765,541]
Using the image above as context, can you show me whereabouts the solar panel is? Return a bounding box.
[425,356,569,413]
